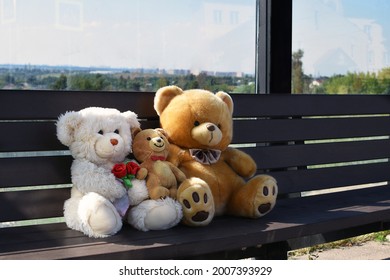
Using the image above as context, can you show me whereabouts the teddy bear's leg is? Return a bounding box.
[146,174,170,200]
[176,177,215,227]
[76,192,123,238]
[227,175,278,218]
[127,179,149,206]
[169,187,178,199]
[127,197,183,231]
[64,196,84,233]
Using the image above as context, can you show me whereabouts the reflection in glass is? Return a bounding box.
[0,0,256,92]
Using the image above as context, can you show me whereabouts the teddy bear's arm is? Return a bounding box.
[167,162,187,183]
[167,144,185,167]
[71,159,127,201]
[223,147,257,178]
[136,167,148,180]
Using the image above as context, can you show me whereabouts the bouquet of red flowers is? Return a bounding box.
[112,161,141,188]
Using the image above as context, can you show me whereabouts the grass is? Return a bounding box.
[288,230,390,259]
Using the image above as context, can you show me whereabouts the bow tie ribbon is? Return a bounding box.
[190,149,221,165]
[151,155,166,161]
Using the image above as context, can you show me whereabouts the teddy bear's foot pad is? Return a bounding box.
[227,175,277,218]
[191,211,209,222]
[177,178,215,227]
[258,203,272,215]
[252,176,278,217]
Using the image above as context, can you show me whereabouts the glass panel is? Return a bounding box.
[293,0,390,94]
[0,0,256,93]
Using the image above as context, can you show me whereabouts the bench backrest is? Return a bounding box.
[1,90,390,226]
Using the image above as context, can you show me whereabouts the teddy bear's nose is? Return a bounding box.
[207,124,216,132]
[110,139,118,146]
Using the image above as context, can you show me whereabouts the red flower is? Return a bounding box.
[112,161,141,189]
[126,161,140,175]
[112,163,127,178]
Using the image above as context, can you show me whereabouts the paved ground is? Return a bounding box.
[289,239,390,260]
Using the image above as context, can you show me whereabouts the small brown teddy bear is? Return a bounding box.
[133,128,187,200]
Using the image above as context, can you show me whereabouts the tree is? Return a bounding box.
[323,72,385,94]
[157,77,168,89]
[68,75,92,90]
[377,67,390,93]
[93,74,106,90]
[292,49,304,93]
[5,73,15,84]
[197,72,210,89]
[52,74,67,90]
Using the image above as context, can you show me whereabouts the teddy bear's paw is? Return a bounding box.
[128,197,183,231]
[136,167,148,180]
[169,187,178,199]
[228,175,277,219]
[177,178,215,227]
[251,175,278,218]
[79,192,122,238]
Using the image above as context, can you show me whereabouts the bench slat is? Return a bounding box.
[244,139,390,170]
[0,121,60,152]
[0,90,157,120]
[0,156,72,188]
[233,94,390,117]
[271,162,390,194]
[234,116,390,143]
[0,188,68,222]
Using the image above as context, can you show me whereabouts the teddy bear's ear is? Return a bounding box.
[216,91,234,115]
[154,85,184,116]
[56,111,82,147]
[155,128,168,138]
[122,110,141,132]
[131,127,142,138]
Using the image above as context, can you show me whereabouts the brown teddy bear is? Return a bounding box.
[133,128,187,200]
[154,86,278,227]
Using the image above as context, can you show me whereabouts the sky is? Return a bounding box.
[0,0,389,76]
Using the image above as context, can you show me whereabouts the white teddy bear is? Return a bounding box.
[56,107,182,238]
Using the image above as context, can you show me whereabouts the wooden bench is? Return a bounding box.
[1,90,390,260]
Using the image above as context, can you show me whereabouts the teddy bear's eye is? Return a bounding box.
[98,130,104,135]
[217,124,221,129]
[194,121,200,127]
[114,129,120,134]
[147,137,151,141]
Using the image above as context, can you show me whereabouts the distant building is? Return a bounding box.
[313,48,357,76]
[293,0,388,76]
[190,1,255,75]
[349,18,388,73]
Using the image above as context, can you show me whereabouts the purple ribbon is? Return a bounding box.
[190,149,221,165]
